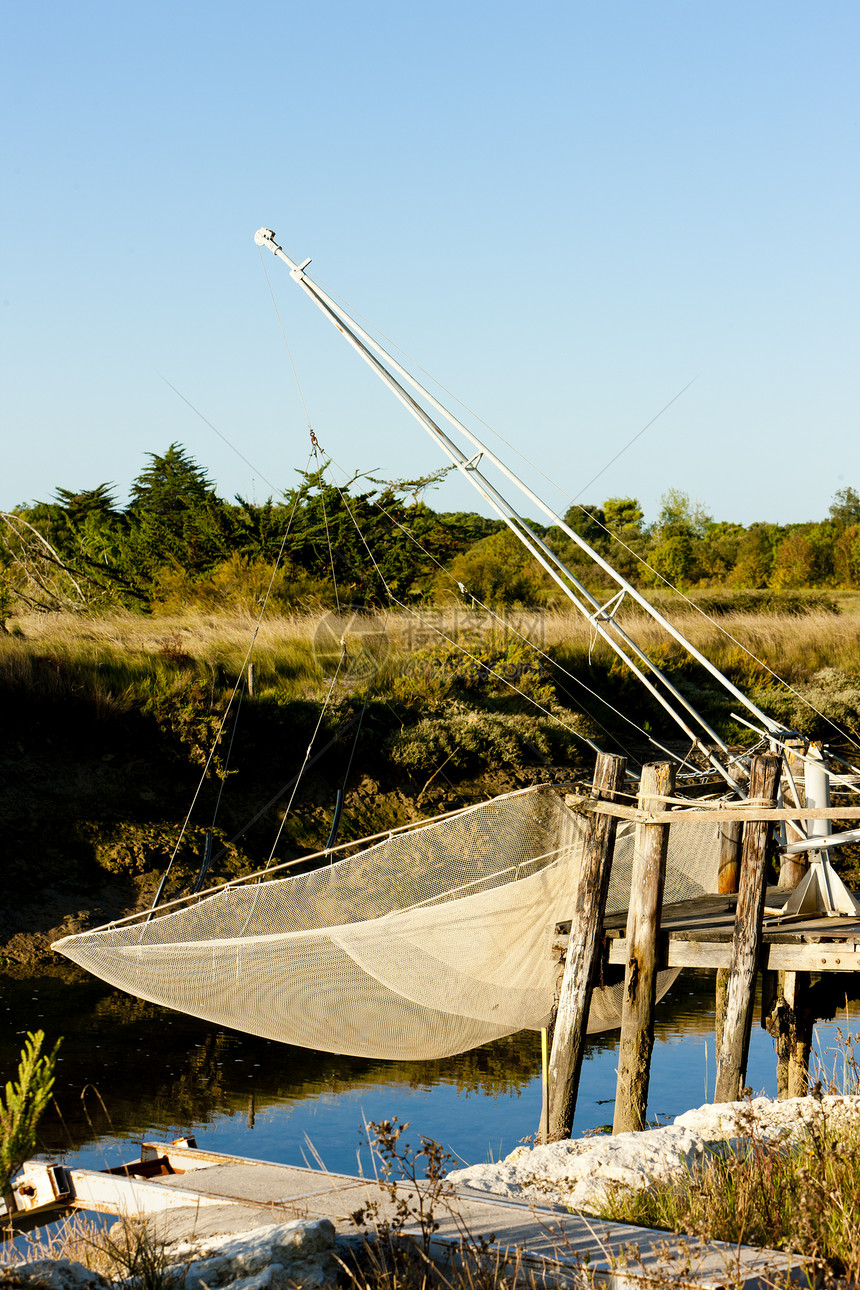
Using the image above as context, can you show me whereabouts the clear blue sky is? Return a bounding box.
[2,1,858,528]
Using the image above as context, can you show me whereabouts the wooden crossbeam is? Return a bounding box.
[566,794,860,825]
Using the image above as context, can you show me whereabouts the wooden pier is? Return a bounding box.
[543,751,860,1141]
[4,1139,804,1287]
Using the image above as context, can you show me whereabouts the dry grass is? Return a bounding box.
[4,600,860,750]
[9,598,860,678]
[599,1031,860,1283]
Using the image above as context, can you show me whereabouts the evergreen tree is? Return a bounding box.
[124,444,234,583]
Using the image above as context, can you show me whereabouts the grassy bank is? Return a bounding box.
[598,1082,860,1281]
[6,593,860,744]
[3,596,860,956]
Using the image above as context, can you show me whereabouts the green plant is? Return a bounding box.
[1,1031,61,1197]
[599,1094,860,1283]
[346,1119,535,1290]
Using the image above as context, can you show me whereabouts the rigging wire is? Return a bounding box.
[363,487,710,775]
[147,449,314,914]
[304,272,859,761]
[178,251,853,773]
[317,456,612,764]
[209,683,244,830]
[264,646,347,866]
[325,450,737,782]
[201,706,367,871]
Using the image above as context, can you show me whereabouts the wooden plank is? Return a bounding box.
[614,762,674,1134]
[6,1144,808,1286]
[606,937,860,972]
[545,752,626,1142]
[566,795,860,825]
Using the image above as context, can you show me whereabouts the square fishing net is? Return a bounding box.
[54,787,722,1059]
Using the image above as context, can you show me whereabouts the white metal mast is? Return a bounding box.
[255,228,794,792]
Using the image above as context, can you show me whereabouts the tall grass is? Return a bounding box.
[9,599,860,686]
[4,599,860,750]
[599,1031,860,1281]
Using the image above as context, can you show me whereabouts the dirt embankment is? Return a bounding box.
[1,690,577,966]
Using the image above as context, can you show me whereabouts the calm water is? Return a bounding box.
[3,964,858,1179]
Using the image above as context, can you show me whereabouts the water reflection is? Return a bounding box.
[1,963,858,1176]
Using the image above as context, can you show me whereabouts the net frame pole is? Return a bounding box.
[254,230,754,790]
[254,228,787,744]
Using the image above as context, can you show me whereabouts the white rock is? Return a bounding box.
[163,1217,338,1290]
[0,1259,111,1290]
[448,1094,860,1216]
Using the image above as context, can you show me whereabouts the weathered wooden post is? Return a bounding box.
[715,819,743,1054]
[764,739,814,1097]
[613,761,674,1134]
[545,752,626,1141]
[247,663,255,698]
[714,754,780,1102]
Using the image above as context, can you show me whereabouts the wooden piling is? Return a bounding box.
[717,820,743,896]
[764,971,813,1099]
[613,761,674,1134]
[714,754,780,1103]
[715,819,743,1057]
[766,741,811,1096]
[545,752,626,1141]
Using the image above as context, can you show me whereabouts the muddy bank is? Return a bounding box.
[0,684,582,965]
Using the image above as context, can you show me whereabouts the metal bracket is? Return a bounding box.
[588,588,627,627]
[781,852,860,918]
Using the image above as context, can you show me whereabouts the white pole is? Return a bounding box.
[260,254,744,788]
[255,228,789,750]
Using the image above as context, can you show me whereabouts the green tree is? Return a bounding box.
[603,497,644,543]
[769,528,817,589]
[649,532,696,587]
[729,523,783,588]
[447,527,553,605]
[654,488,712,541]
[124,444,235,585]
[829,486,860,528]
[697,521,745,583]
[563,503,607,548]
[1,1031,60,1197]
[834,524,860,587]
[644,489,713,587]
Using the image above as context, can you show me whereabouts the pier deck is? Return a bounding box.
[554,887,860,973]
[5,1140,803,1288]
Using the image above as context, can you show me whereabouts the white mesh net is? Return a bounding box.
[54,787,722,1059]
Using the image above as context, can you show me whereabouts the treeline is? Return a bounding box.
[2,444,860,615]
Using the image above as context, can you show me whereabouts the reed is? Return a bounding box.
[4,599,860,749]
[599,1031,860,1282]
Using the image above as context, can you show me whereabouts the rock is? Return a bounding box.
[0,1259,111,1290]
[447,1094,860,1216]
[161,1217,338,1290]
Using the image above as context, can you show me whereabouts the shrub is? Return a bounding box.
[1,1031,60,1197]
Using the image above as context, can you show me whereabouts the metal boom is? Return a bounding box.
[255,228,792,790]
